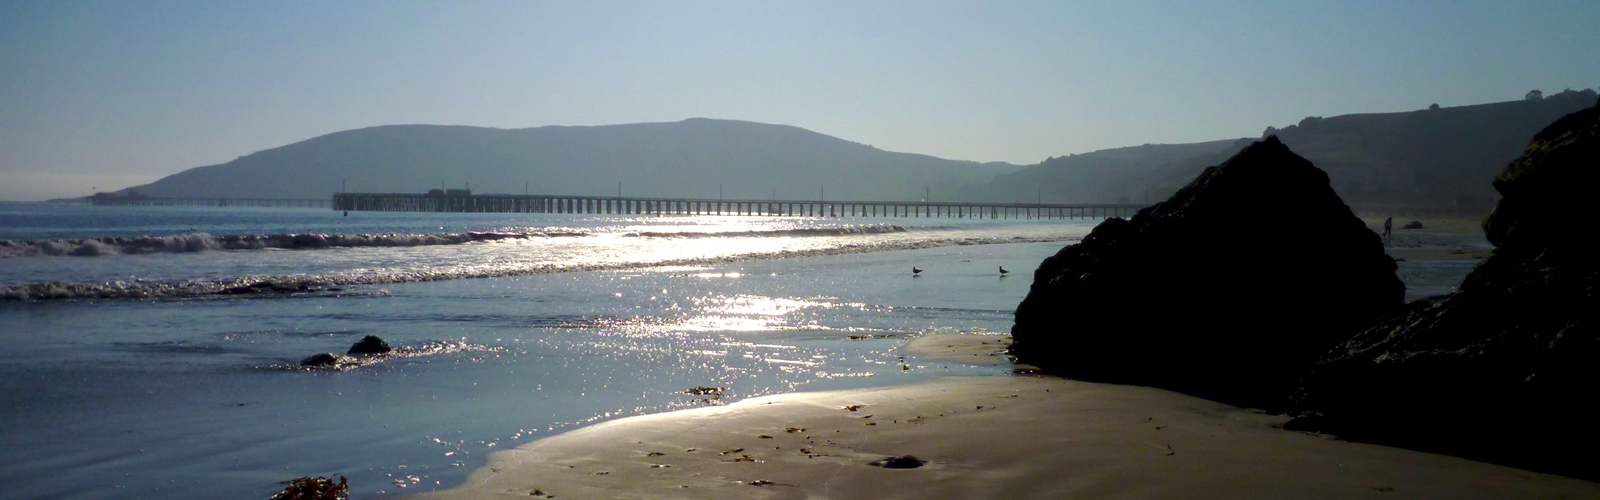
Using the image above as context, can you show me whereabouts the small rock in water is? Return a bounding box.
[271,475,347,500]
[218,280,318,295]
[347,335,392,355]
[1402,220,1424,229]
[300,352,354,367]
[683,386,726,397]
[869,455,926,469]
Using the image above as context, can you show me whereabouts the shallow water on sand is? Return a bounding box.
[0,205,1089,499]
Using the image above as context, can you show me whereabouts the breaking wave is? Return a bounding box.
[0,224,908,258]
[0,231,584,258]
[0,233,1068,302]
[622,225,907,238]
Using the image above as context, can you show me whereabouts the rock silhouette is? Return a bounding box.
[1291,98,1600,480]
[347,335,392,355]
[1011,137,1402,410]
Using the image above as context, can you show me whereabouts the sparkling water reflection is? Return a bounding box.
[0,207,1097,499]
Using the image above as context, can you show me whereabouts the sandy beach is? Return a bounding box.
[410,334,1599,500]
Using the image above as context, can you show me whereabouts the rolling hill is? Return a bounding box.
[118,118,1021,202]
[111,89,1600,212]
[974,89,1600,210]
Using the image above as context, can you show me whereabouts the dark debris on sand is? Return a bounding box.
[869,455,927,469]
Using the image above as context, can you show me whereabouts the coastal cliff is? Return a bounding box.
[1291,98,1600,479]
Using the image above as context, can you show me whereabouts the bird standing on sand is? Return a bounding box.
[999,266,1009,276]
[912,266,923,277]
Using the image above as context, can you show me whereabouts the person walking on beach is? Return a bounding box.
[1383,216,1393,247]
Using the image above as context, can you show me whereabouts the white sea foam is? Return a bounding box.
[0,225,911,258]
[0,233,1069,301]
[0,231,588,258]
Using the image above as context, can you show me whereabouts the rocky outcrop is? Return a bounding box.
[1290,99,1600,479]
[347,335,392,355]
[1011,137,1403,410]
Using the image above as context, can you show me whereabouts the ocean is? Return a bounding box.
[0,204,1096,499]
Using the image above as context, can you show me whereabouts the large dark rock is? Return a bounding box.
[1291,99,1600,479]
[1011,137,1403,409]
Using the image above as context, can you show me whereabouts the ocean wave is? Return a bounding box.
[622,224,907,238]
[0,231,591,258]
[0,225,911,258]
[0,234,1074,302]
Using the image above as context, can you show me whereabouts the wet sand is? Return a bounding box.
[905,333,1016,367]
[410,334,1598,500]
[406,224,1573,499]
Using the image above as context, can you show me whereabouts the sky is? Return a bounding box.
[2,1,1598,201]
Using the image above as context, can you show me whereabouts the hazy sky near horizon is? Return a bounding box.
[3,1,1598,201]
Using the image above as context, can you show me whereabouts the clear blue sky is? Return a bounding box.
[2,0,1597,201]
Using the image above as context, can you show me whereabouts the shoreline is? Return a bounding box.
[407,335,1600,499]
[1362,216,1494,300]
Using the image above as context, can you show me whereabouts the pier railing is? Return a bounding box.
[332,192,1145,219]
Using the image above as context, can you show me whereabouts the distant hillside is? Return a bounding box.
[112,91,1600,208]
[976,138,1251,204]
[118,118,1021,202]
[976,89,1600,209]
[1268,88,1599,208]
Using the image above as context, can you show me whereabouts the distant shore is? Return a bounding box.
[409,334,1598,499]
[1362,216,1493,300]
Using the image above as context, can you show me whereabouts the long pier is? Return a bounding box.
[332,192,1143,219]
[91,196,331,208]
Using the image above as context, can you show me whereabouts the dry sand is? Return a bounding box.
[409,334,1599,500]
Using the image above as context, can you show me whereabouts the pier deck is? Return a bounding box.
[332,192,1143,219]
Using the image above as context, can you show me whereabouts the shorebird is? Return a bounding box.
[912,266,923,276]
[999,266,1010,276]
